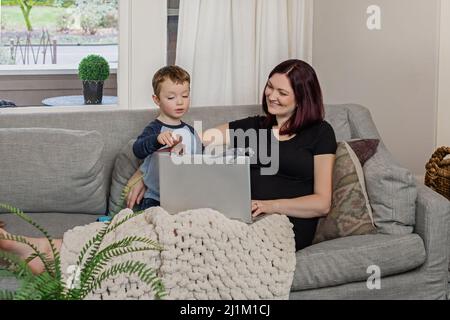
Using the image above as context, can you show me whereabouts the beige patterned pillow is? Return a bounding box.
[313,140,379,244]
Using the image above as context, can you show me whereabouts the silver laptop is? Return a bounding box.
[158,152,253,223]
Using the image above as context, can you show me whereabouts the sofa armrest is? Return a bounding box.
[414,184,450,290]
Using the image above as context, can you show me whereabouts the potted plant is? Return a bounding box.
[78,55,110,105]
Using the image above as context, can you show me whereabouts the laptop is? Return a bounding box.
[158,152,253,224]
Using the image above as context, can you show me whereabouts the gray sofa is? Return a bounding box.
[0,103,449,299]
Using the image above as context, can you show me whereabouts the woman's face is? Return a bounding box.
[265,73,297,119]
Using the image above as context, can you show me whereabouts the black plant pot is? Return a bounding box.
[82,80,104,105]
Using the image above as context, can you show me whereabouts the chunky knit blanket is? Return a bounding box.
[60,207,296,300]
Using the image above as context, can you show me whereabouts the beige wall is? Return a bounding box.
[438,0,450,147]
[0,74,117,107]
[312,0,440,175]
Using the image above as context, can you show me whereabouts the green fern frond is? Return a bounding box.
[0,251,65,300]
[106,210,145,234]
[107,174,144,217]
[13,272,64,300]
[82,260,165,300]
[78,210,145,272]
[76,211,150,283]
[24,252,40,264]
[111,174,144,217]
[0,290,15,300]
[0,233,55,276]
[81,245,163,291]
[76,178,146,272]
[79,237,162,284]
[0,251,34,280]
[74,226,107,268]
[0,203,61,278]
[101,236,163,252]
[80,236,163,281]
[75,223,110,274]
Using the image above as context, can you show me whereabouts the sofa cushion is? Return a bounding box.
[108,139,143,215]
[364,144,417,234]
[0,212,99,238]
[0,128,107,215]
[313,140,378,244]
[292,234,426,291]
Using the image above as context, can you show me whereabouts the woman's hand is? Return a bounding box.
[251,200,277,218]
[126,171,147,209]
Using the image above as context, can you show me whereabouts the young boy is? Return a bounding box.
[131,65,203,211]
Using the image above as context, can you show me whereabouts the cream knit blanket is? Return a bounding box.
[60,207,296,300]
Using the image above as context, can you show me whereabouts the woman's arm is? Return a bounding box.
[200,123,230,146]
[252,154,335,218]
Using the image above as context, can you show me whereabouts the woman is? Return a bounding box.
[0,59,336,274]
[128,59,337,251]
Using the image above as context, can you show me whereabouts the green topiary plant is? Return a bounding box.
[78,55,110,104]
[0,203,165,300]
[78,54,110,82]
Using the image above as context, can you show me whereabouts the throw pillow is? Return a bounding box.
[108,139,143,215]
[0,128,107,214]
[363,143,417,235]
[313,139,379,244]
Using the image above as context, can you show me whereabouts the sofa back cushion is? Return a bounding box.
[363,143,417,234]
[0,128,107,214]
[324,105,352,142]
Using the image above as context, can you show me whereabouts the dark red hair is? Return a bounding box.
[262,59,325,135]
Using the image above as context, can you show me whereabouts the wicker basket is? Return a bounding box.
[425,146,450,200]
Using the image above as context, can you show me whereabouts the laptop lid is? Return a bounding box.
[159,153,252,224]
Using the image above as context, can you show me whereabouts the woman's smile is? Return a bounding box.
[268,101,282,109]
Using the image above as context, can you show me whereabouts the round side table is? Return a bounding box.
[42,95,118,106]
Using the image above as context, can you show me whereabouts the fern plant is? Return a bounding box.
[0,203,165,300]
[110,174,144,217]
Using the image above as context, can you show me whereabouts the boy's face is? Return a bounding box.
[153,79,190,121]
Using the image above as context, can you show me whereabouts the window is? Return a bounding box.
[0,0,119,107]
[167,0,179,66]
[0,0,118,67]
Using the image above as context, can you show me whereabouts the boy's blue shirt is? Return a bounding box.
[132,119,203,202]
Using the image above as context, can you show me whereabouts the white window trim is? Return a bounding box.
[0,105,120,114]
[117,0,131,109]
[0,63,118,76]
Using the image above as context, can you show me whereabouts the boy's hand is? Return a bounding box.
[126,175,146,209]
[157,131,182,147]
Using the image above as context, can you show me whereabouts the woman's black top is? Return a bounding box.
[228,116,337,251]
